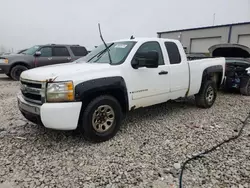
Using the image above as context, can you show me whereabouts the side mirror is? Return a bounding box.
[34,51,41,57]
[132,51,159,69]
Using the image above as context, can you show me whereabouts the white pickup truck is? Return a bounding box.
[17,38,225,142]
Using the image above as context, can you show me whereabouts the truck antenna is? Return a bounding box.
[130,35,135,39]
[98,23,112,64]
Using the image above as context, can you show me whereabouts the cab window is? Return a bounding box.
[40,47,52,57]
[133,41,164,65]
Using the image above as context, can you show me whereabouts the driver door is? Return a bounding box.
[128,41,170,108]
[35,46,55,67]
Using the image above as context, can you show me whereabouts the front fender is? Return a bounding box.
[9,61,31,71]
[74,76,129,113]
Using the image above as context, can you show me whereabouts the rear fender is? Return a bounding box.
[201,65,223,89]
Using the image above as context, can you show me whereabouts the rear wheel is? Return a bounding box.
[10,65,28,81]
[79,95,122,142]
[240,78,250,96]
[195,80,217,108]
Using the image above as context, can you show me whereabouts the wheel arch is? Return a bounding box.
[201,65,224,89]
[9,62,30,73]
[75,76,129,115]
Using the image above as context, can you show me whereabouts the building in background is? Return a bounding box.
[157,22,250,54]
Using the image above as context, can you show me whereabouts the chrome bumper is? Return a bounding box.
[17,92,41,115]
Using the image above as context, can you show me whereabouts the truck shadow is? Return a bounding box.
[122,98,197,128]
[0,75,12,81]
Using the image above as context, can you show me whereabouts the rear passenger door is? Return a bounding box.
[164,41,189,93]
[52,46,72,64]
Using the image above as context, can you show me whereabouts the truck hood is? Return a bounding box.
[1,54,29,59]
[20,62,112,81]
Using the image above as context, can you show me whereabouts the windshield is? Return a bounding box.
[76,41,136,65]
[23,45,40,55]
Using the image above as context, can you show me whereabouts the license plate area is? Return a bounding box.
[18,99,40,115]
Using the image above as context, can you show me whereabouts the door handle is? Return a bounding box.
[158,71,168,75]
[67,57,71,60]
[48,57,52,60]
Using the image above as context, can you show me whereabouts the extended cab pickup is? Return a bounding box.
[17,38,225,142]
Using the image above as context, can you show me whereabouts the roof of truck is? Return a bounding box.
[44,44,83,47]
[112,37,179,43]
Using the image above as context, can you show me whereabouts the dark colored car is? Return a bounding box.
[0,44,88,80]
[223,58,250,95]
[208,43,250,96]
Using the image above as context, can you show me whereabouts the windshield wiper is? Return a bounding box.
[98,23,112,64]
[87,43,114,62]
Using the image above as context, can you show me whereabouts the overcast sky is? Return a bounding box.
[0,0,250,51]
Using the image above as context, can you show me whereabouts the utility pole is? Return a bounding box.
[248,0,250,20]
[213,13,216,26]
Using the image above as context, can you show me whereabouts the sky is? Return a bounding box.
[0,0,250,51]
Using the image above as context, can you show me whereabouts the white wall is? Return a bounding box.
[230,24,250,45]
[160,26,229,53]
[190,37,222,53]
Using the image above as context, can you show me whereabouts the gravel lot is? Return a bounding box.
[0,74,250,188]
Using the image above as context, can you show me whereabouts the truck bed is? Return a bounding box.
[187,57,225,96]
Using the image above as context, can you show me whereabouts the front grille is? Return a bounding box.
[21,80,42,89]
[22,93,42,101]
[20,79,46,104]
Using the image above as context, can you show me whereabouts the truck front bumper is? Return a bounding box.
[17,92,82,130]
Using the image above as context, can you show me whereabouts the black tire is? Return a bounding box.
[10,65,28,81]
[79,95,122,142]
[240,78,250,96]
[195,80,217,108]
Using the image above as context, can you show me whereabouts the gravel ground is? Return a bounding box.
[0,74,250,188]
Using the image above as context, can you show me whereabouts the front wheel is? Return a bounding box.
[195,80,217,108]
[10,65,28,81]
[79,95,122,142]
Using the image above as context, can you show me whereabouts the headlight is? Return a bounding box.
[0,58,8,63]
[46,81,74,102]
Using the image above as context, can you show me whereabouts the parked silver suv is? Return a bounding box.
[0,44,88,80]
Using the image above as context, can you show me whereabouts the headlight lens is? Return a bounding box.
[46,81,74,102]
[0,58,8,63]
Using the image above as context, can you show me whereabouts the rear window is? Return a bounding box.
[70,46,88,56]
[164,42,181,64]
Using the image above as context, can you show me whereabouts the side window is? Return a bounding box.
[40,47,52,57]
[164,42,181,64]
[53,47,70,57]
[135,41,164,65]
[70,47,88,56]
